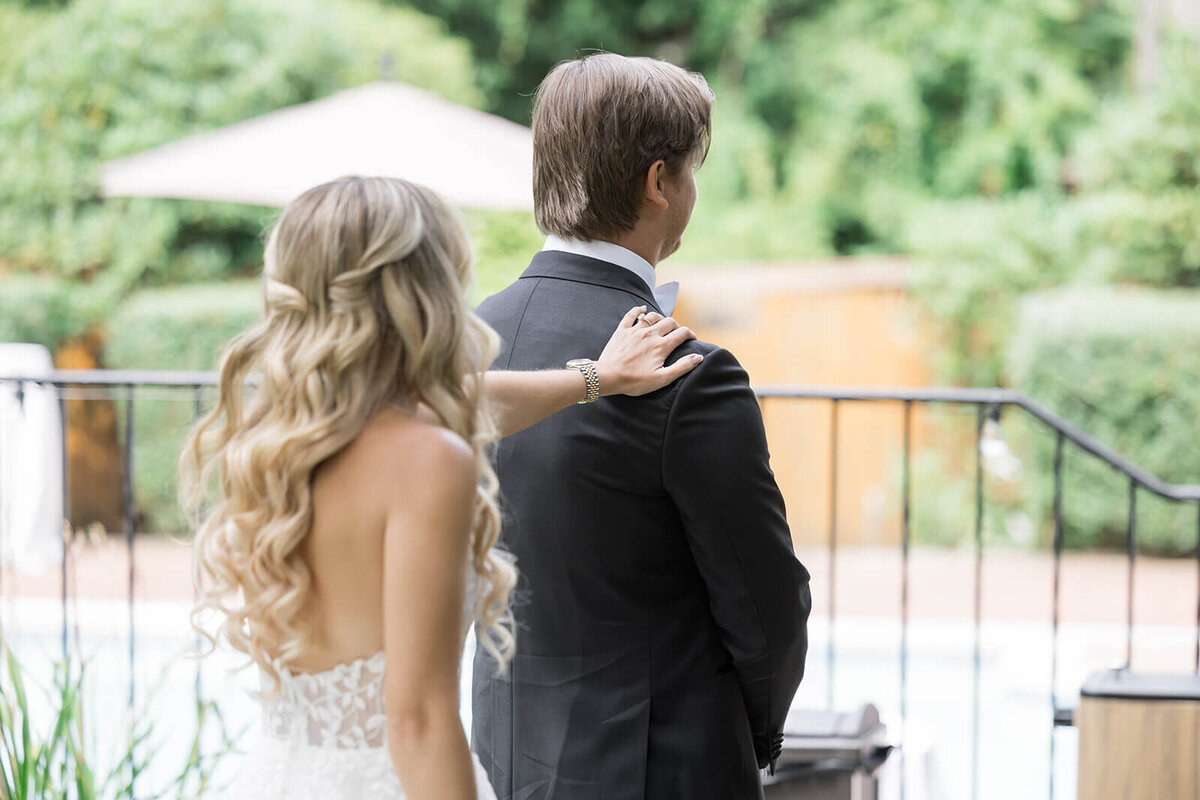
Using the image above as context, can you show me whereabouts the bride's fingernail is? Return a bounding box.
[691,354,703,363]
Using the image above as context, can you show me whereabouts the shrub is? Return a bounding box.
[909,38,1200,387]
[1069,190,1200,287]
[1007,287,1200,553]
[105,282,261,532]
[463,210,544,299]
[0,5,56,77]
[0,0,480,349]
[104,282,261,372]
[1072,36,1200,197]
[907,194,1081,385]
[0,275,75,350]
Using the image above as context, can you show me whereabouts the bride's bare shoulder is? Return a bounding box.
[354,406,475,498]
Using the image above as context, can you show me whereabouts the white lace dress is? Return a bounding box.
[216,572,496,799]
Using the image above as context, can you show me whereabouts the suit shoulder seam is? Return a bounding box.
[503,278,543,370]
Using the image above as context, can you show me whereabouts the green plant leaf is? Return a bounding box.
[3,647,31,799]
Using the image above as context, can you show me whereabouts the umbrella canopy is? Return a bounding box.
[99,81,534,211]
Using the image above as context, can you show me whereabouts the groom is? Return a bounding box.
[474,53,812,799]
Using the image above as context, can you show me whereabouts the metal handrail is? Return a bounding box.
[0,369,218,387]
[756,384,1200,503]
[4,370,1199,501]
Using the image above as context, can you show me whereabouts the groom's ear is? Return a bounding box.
[642,160,670,212]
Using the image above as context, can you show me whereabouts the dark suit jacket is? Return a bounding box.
[472,250,812,800]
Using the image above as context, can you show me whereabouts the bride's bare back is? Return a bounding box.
[290,405,472,674]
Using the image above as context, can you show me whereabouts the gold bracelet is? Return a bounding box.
[565,358,600,404]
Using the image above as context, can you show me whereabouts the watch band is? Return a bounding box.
[565,359,600,404]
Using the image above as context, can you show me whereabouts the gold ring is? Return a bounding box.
[638,313,652,326]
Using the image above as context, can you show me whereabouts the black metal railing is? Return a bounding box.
[756,384,1200,800]
[2,371,1199,800]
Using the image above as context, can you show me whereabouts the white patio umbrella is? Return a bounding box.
[99,81,533,211]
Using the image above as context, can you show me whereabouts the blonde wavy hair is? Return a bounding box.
[182,176,516,688]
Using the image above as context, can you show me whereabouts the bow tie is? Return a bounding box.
[654,281,680,315]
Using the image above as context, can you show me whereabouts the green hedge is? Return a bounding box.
[104,282,261,532]
[0,276,74,349]
[104,282,262,371]
[1007,287,1200,553]
[0,275,125,350]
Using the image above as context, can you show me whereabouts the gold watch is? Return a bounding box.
[565,358,600,404]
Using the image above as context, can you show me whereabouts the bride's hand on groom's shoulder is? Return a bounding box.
[596,305,704,397]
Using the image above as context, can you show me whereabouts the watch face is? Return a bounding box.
[566,358,591,367]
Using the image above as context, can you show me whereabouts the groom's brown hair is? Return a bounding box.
[532,53,714,241]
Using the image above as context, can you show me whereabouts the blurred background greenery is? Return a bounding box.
[2,0,1198,550]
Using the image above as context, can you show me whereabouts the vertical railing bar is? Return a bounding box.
[123,386,136,710]
[1049,432,1065,800]
[193,384,204,706]
[1195,502,1200,675]
[0,380,11,604]
[827,398,839,711]
[900,400,912,800]
[58,384,69,661]
[1126,480,1137,669]
[971,404,985,800]
[0,379,24,610]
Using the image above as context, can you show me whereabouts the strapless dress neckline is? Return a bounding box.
[212,566,496,799]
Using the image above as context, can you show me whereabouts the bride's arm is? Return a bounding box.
[382,429,480,800]
[483,305,702,438]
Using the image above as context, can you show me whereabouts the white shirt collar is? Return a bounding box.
[542,235,658,296]
[540,236,680,314]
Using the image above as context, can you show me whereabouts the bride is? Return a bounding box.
[181,176,701,799]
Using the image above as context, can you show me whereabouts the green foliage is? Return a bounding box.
[1072,36,1200,195]
[904,42,1200,554]
[104,282,262,372]
[910,37,1200,387]
[0,641,236,799]
[676,85,833,262]
[0,276,80,350]
[401,0,823,121]
[1068,190,1200,287]
[1067,37,1200,288]
[771,0,1128,253]
[0,0,481,350]
[0,642,229,800]
[907,194,1080,385]
[1007,287,1200,553]
[0,646,85,800]
[463,210,543,300]
[334,0,482,106]
[0,0,345,285]
[105,283,261,532]
[0,5,57,76]
[404,0,1131,256]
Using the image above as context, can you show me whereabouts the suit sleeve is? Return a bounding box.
[661,347,812,769]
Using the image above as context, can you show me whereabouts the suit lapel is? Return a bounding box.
[520,251,663,314]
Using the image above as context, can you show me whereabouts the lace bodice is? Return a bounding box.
[259,565,480,750]
[213,567,495,800]
[262,651,389,749]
